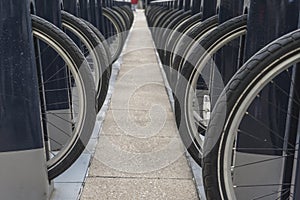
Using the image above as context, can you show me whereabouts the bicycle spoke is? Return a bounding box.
[43,66,68,83]
[46,111,76,125]
[255,94,300,122]
[245,112,295,148]
[274,188,291,200]
[237,129,292,150]
[42,54,61,75]
[42,117,72,138]
[233,153,295,169]
[252,188,290,200]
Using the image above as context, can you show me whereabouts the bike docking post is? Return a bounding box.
[172,0,177,9]
[63,0,80,16]
[191,0,201,15]
[97,0,105,34]
[183,0,191,11]
[169,0,174,9]
[178,0,183,10]
[193,0,218,108]
[35,0,73,166]
[108,0,115,37]
[201,0,217,20]
[214,0,244,85]
[0,0,49,199]
[89,0,100,29]
[102,0,114,39]
[101,0,109,38]
[79,0,91,23]
[231,0,300,199]
[63,0,82,46]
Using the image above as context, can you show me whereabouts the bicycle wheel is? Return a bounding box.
[32,14,96,180]
[103,7,125,62]
[203,29,300,200]
[81,19,112,110]
[149,8,171,38]
[153,9,181,42]
[148,7,165,26]
[82,18,112,71]
[157,11,191,62]
[61,11,107,111]
[170,15,218,86]
[154,9,184,46]
[119,5,134,25]
[163,13,202,70]
[112,6,131,30]
[174,15,247,166]
[148,7,170,28]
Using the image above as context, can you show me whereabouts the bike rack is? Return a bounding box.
[79,0,90,22]
[183,0,190,11]
[63,0,79,16]
[102,0,114,39]
[191,0,201,15]
[202,0,217,20]
[178,0,183,10]
[89,0,98,28]
[0,0,50,199]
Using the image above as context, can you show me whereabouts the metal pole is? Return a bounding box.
[202,0,217,20]
[0,0,49,199]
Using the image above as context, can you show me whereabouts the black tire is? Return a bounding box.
[147,6,163,24]
[111,7,130,31]
[81,18,112,111]
[32,14,96,180]
[153,9,180,41]
[157,11,192,62]
[163,13,202,73]
[174,15,247,166]
[170,15,218,86]
[148,7,168,27]
[103,7,126,62]
[82,19,112,69]
[104,7,127,34]
[149,8,171,37]
[203,29,300,200]
[154,9,184,44]
[147,6,163,25]
[112,6,131,30]
[61,11,107,112]
[119,5,134,26]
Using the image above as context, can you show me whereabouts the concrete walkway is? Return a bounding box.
[80,10,199,200]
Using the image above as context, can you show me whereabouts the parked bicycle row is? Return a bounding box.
[0,0,133,181]
[146,0,300,199]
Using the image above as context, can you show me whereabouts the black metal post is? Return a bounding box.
[0,0,48,198]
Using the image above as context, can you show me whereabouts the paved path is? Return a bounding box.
[80,10,199,200]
